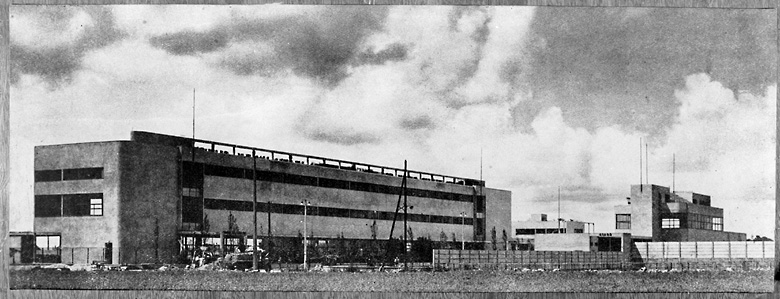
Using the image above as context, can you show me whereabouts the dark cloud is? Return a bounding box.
[149,30,230,55]
[399,115,435,130]
[11,7,126,87]
[514,8,775,136]
[149,7,392,86]
[306,129,380,145]
[353,43,408,66]
[529,185,616,204]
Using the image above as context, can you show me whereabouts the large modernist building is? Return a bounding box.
[614,184,745,242]
[33,131,512,264]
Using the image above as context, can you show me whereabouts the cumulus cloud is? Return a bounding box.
[9,6,775,239]
[10,6,126,87]
[147,7,392,86]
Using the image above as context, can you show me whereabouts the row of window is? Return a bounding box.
[515,228,566,235]
[182,196,478,226]
[183,162,486,207]
[661,218,680,228]
[661,213,724,231]
[34,168,103,182]
[34,193,103,217]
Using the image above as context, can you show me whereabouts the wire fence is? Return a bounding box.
[9,247,177,265]
[432,241,775,271]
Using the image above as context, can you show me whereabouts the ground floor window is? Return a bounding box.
[35,235,61,263]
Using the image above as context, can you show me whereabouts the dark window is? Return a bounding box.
[34,195,61,217]
[63,194,101,216]
[34,170,62,182]
[182,162,204,188]
[474,196,485,213]
[63,168,103,180]
[515,229,534,235]
[616,214,631,230]
[183,196,203,223]
[574,229,584,233]
[204,165,244,179]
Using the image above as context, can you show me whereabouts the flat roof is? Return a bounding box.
[132,131,486,187]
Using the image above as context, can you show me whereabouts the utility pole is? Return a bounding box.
[460,212,466,250]
[402,160,408,271]
[385,161,407,269]
[252,150,257,271]
[301,200,310,271]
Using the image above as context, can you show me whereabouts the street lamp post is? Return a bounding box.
[460,212,466,250]
[301,200,309,271]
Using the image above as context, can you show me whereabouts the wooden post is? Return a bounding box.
[728,241,731,259]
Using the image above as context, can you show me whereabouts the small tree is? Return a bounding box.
[228,212,239,233]
[491,226,497,250]
[451,233,457,249]
[370,220,377,240]
[202,214,210,232]
[502,229,508,250]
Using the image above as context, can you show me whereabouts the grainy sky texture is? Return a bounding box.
[9,5,776,238]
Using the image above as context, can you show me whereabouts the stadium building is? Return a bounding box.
[33,131,512,264]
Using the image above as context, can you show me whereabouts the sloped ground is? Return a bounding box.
[10,268,772,292]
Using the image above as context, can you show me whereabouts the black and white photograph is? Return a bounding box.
[5,3,776,295]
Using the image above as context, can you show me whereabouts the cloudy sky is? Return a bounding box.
[9,5,776,238]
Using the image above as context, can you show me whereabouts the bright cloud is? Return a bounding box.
[9,6,775,240]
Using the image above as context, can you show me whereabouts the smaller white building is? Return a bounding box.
[512,214,595,250]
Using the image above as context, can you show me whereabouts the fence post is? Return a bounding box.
[87,248,90,264]
[694,242,698,259]
[711,241,714,259]
[661,242,665,259]
[728,241,731,259]
[762,241,765,258]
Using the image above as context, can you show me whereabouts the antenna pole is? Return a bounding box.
[557,187,561,231]
[673,153,676,193]
[639,138,643,192]
[252,150,257,271]
[645,142,649,185]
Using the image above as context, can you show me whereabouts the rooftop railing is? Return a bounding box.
[186,138,485,187]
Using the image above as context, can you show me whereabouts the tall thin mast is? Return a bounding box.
[403,160,408,270]
[672,153,675,193]
[639,138,643,192]
[557,186,561,231]
[252,150,257,270]
[645,142,649,185]
[192,88,195,144]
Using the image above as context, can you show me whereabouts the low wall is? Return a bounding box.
[633,241,773,259]
[637,258,773,270]
[432,249,629,270]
